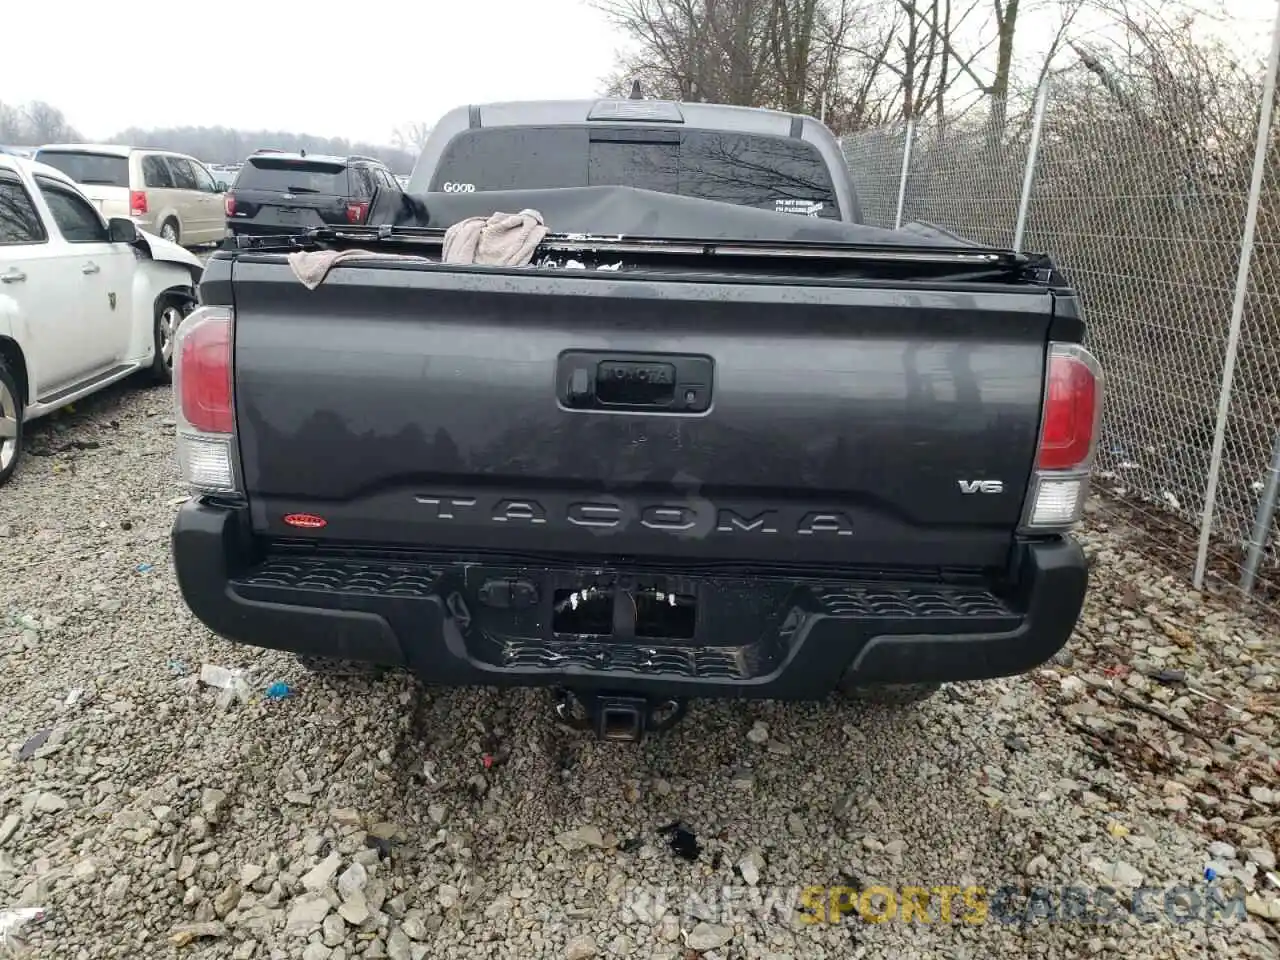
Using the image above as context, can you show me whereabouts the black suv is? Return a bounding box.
[224,152,401,236]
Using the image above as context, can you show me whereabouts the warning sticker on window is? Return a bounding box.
[774,199,825,217]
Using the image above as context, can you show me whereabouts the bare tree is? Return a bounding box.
[810,0,897,131]
[595,0,775,104]
[931,0,1083,132]
[884,0,982,119]
[597,0,916,129]
[1066,2,1259,162]
[392,122,434,154]
[22,101,78,144]
[768,0,820,111]
[0,102,23,143]
[110,123,415,172]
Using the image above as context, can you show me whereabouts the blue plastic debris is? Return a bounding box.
[1205,866,1217,881]
[136,563,154,573]
[265,682,291,700]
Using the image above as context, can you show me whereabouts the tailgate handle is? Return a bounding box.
[559,351,713,413]
[596,360,676,406]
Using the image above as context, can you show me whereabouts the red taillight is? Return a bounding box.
[1037,348,1100,471]
[173,306,239,495]
[130,190,148,216]
[224,195,236,217]
[346,201,369,223]
[178,314,233,434]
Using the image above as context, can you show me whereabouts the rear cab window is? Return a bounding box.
[428,126,840,219]
[235,157,351,196]
[32,150,130,188]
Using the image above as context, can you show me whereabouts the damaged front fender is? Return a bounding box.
[131,229,206,285]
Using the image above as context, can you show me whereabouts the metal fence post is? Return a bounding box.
[894,120,915,229]
[1013,85,1050,253]
[1194,1,1280,589]
[1242,430,1280,594]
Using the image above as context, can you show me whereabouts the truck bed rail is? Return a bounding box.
[224,225,1061,285]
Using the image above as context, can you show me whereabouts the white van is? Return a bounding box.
[32,144,228,247]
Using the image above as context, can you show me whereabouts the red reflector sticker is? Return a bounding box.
[283,513,327,529]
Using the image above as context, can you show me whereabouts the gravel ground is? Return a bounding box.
[3,379,1280,960]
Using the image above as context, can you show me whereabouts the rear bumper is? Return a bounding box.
[172,501,1088,699]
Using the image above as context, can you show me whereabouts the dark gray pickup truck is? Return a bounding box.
[171,98,1101,741]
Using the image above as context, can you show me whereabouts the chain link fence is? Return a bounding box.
[843,74,1280,612]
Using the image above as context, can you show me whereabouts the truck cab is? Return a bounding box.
[407,98,864,224]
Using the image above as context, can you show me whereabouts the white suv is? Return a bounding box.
[32,144,227,248]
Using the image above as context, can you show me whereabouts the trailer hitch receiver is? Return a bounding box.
[553,690,686,742]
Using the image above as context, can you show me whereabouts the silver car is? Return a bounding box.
[33,144,228,247]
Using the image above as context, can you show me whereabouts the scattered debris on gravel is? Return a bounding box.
[2,382,1279,959]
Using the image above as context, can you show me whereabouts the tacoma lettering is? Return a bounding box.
[567,502,623,528]
[413,496,477,520]
[716,508,779,534]
[641,505,697,531]
[491,499,546,524]
[797,511,854,536]
[413,496,855,537]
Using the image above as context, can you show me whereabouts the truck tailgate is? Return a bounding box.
[228,257,1054,570]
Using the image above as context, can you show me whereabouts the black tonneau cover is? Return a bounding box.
[367,184,978,248]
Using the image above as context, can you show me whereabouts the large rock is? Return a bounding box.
[301,851,343,893]
[285,893,332,938]
[686,923,734,951]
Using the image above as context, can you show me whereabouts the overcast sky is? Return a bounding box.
[1,0,622,144]
[1,0,1272,146]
